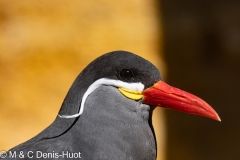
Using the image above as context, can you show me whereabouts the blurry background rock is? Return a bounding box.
[161,0,240,160]
[1,0,240,160]
[0,1,165,160]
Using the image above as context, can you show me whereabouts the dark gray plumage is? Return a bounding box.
[5,51,161,160]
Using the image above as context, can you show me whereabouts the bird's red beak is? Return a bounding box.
[142,81,221,121]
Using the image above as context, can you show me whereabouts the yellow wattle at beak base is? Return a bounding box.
[118,88,143,100]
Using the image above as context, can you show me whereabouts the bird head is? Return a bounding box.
[58,50,220,121]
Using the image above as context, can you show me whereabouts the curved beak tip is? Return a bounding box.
[213,114,221,122]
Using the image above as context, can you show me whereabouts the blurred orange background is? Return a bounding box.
[0,1,165,160]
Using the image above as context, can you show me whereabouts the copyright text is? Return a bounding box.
[0,150,81,159]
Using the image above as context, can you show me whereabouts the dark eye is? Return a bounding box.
[119,69,134,81]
